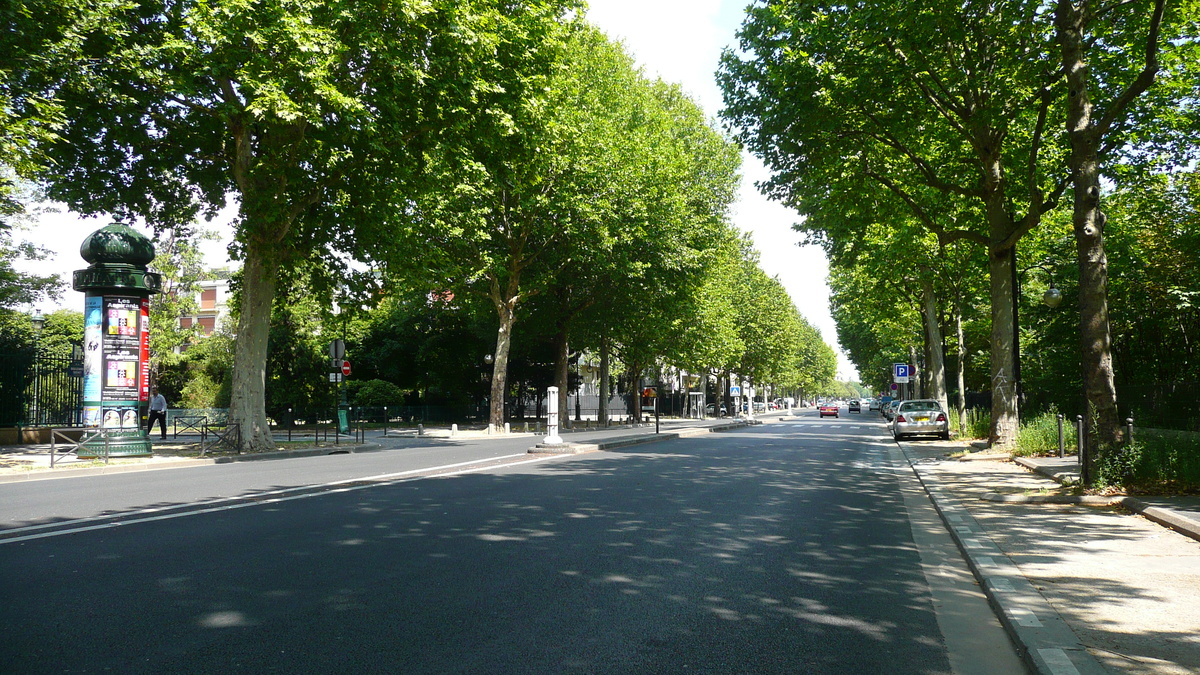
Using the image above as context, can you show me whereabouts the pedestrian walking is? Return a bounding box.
[147,387,168,440]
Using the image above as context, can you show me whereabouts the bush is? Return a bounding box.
[950,407,990,440]
[1014,408,1075,457]
[1095,430,1200,490]
[348,379,406,407]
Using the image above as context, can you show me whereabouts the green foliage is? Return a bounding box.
[1094,431,1200,491]
[1013,408,1076,457]
[347,379,405,408]
[950,408,991,440]
[148,228,218,364]
[179,372,222,410]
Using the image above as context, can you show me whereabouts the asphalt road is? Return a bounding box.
[0,412,1023,673]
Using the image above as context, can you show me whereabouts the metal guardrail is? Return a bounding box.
[49,427,111,467]
[173,416,207,438]
[199,422,241,456]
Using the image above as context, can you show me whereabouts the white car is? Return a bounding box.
[890,399,950,441]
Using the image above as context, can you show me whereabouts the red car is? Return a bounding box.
[819,403,839,418]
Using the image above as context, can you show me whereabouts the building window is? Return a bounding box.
[198,316,216,335]
[201,288,217,310]
[180,317,193,329]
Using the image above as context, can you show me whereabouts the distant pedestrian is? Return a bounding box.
[148,388,168,440]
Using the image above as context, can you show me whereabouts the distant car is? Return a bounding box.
[848,400,861,413]
[868,399,881,411]
[882,400,900,421]
[819,402,839,418]
[891,399,950,441]
[705,403,727,416]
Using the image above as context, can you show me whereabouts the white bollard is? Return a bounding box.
[450,423,457,437]
[504,422,510,434]
[544,386,564,444]
[418,423,424,436]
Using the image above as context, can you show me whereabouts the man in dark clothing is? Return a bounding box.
[147,388,168,440]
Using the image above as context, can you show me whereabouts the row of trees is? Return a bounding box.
[719,0,1199,478]
[4,2,837,447]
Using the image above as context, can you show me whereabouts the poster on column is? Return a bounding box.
[82,296,103,426]
[101,295,143,429]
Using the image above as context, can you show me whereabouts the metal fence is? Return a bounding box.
[0,351,83,427]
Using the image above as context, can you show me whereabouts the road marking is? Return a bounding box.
[1037,648,1081,675]
[0,453,544,545]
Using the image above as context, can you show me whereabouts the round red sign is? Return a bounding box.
[341,360,351,376]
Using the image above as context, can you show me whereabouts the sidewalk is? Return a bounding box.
[898,440,1200,675]
[0,416,760,482]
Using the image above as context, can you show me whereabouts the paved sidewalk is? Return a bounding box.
[0,416,760,482]
[899,440,1200,675]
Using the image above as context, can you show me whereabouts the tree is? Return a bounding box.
[0,178,64,309]
[1052,0,1197,469]
[8,0,579,451]
[720,0,1070,447]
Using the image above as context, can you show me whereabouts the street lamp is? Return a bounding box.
[29,309,44,426]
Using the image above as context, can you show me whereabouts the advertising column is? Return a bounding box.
[74,224,161,457]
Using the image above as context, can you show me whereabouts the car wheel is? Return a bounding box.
[940,431,951,440]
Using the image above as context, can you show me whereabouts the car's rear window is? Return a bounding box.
[900,401,940,411]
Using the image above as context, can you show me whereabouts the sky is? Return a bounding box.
[16,0,858,380]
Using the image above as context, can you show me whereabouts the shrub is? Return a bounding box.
[1095,430,1200,491]
[1014,408,1076,457]
[950,407,991,440]
[349,379,406,407]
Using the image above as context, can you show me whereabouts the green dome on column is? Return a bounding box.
[79,223,156,266]
[72,223,162,295]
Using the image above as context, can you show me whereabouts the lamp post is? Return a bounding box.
[29,309,44,426]
[1013,261,1063,418]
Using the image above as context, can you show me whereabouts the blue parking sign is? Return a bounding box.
[894,363,910,382]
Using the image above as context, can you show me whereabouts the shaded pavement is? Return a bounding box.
[898,440,1200,675]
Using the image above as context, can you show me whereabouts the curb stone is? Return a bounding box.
[528,420,756,455]
[0,443,381,483]
[896,442,1108,675]
[1012,456,1200,543]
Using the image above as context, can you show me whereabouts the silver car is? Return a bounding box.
[891,399,950,441]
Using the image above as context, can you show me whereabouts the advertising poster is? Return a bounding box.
[83,296,104,426]
[101,296,142,403]
[139,297,151,402]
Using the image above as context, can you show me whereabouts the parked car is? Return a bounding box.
[890,399,950,441]
[819,402,839,418]
[848,400,861,413]
[705,403,727,416]
[882,400,900,421]
[868,399,881,411]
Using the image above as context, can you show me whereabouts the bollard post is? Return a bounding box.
[418,423,424,436]
[451,423,457,438]
[544,386,564,444]
[288,408,292,442]
[504,422,510,434]
[1057,413,1064,458]
[383,406,388,437]
[1125,417,1134,445]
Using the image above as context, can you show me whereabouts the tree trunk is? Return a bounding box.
[553,326,569,429]
[228,246,280,453]
[599,335,610,425]
[988,244,1019,448]
[955,297,968,431]
[489,297,518,431]
[920,278,949,412]
[1056,0,1128,470]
